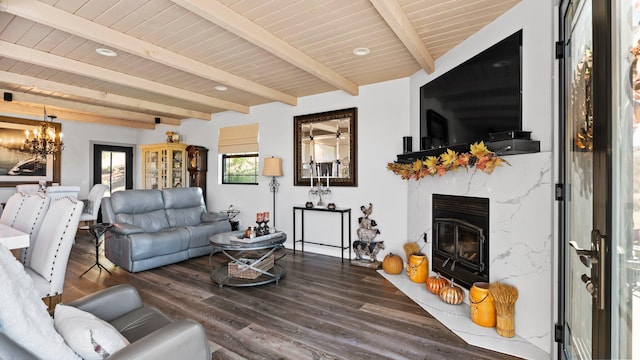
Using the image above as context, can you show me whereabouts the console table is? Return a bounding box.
[292,206,351,262]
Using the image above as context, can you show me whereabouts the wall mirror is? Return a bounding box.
[294,107,357,187]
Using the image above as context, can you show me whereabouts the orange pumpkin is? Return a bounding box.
[426,273,449,294]
[382,253,403,275]
[439,278,465,305]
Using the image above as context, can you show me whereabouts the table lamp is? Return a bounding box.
[262,156,283,229]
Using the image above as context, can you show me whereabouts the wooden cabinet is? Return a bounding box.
[186,145,208,201]
[140,143,187,190]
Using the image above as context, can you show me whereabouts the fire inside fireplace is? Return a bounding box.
[432,194,489,289]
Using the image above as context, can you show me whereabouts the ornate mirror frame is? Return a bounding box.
[294,107,357,187]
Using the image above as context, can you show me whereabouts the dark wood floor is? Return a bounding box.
[64,231,519,360]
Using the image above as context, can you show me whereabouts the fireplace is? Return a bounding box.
[432,194,489,289]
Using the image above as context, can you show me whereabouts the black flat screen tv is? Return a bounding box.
[420,30,522,150]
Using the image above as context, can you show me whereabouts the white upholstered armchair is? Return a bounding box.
[0,192,26,226]
[11,193,51,266]
[79,184,108,229]
[23,197,83,311]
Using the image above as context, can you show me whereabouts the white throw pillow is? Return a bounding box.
[54,304,129,360]
[0,244,79,359]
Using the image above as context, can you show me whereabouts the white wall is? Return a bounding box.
[138,78,411,258]
[0,114,138,203]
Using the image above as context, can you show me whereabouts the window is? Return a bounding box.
[221,153,259,184]
[218,123,259,185]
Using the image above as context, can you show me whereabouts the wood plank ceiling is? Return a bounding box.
[0,0,520,129]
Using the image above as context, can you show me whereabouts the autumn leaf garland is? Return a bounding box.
[387,141,509,180]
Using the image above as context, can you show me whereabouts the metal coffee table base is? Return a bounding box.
[209,231,287,288]
[210,261,286,288]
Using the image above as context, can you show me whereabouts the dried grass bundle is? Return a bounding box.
[402,242,420,260]
[489,282,518,338]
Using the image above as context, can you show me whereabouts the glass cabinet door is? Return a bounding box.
[144,150,159,189]
[171,149,184,187]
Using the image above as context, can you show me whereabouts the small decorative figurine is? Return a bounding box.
[166,131,180,143]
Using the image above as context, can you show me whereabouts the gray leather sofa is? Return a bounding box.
[0,284,211,359]
[101,187,231,272]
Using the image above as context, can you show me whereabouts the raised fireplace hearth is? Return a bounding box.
[432,194,489,289]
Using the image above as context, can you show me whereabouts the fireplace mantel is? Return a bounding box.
[396,139,540,164]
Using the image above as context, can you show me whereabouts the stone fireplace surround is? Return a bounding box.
[394,152,553,359]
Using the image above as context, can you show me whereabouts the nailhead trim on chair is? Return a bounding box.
[20,195,49,265]
[8,196,26,227]
[45,201,80,297]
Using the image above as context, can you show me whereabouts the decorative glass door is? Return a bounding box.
[559,0,609,358]
[93,144,133,194]
[612,0,638,358]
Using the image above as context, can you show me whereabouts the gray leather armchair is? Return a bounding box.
[0,284,211,360]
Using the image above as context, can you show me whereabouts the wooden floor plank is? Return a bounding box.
[63,231,521,359]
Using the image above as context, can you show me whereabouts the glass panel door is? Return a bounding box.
[93,144,133,194]
[562,1,595,358]
[612,0,637,357]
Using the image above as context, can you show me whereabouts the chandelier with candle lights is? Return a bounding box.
[24,107,64,162]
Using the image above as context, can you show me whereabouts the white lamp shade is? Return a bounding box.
[262,157,283,177]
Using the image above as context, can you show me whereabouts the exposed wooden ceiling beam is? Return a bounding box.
[0,41,249,115]
[0,71,211,121]
[3,90,182,125]
[171,0,359,96]
[369,0,435,74]
[1,0,297,106]
[0,101,156,130]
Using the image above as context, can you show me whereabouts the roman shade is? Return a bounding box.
[218,123,259,154]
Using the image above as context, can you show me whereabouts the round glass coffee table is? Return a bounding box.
[209,231,286,288]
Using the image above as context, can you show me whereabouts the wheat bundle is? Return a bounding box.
[402,242,420,260]
[489,282,518,337]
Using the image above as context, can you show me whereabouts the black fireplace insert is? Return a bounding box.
[432,194,489,289]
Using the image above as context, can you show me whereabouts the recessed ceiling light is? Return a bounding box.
[352,47,370,56]
[214,85,228,91]
[96,48,117,57]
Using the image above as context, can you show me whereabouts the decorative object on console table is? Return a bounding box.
[187,145,208,202]
[307,166,331,207]
[262,156,282,229]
